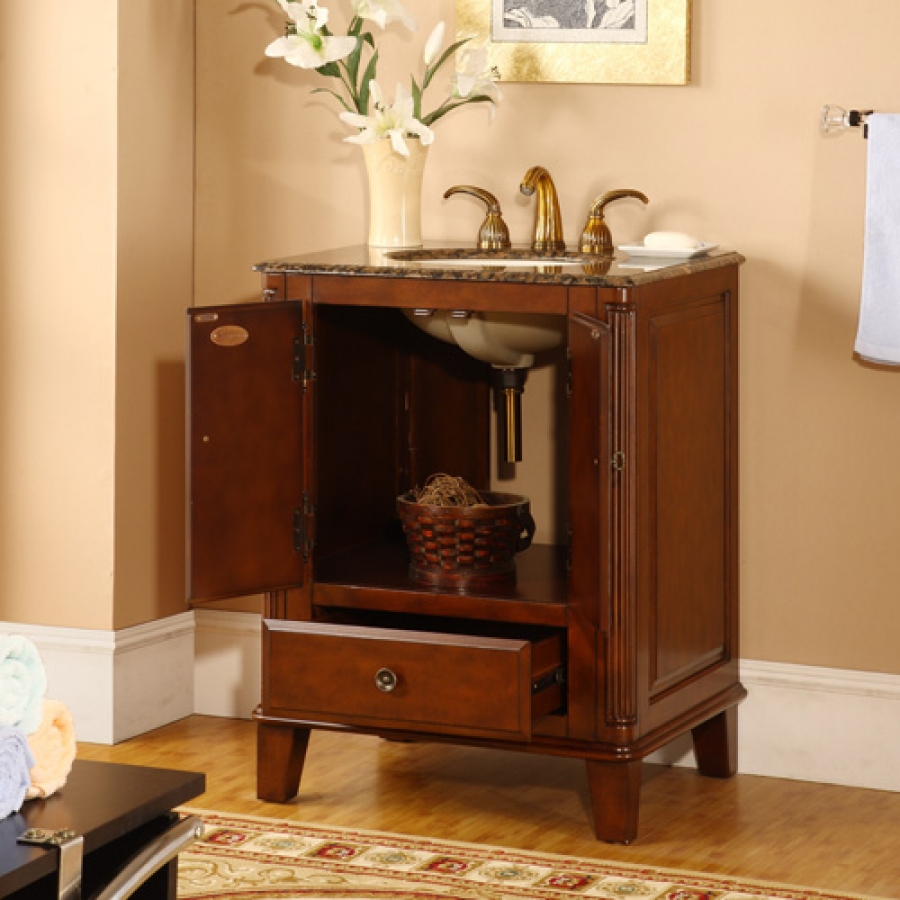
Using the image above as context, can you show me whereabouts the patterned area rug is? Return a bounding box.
[176,809,880,900]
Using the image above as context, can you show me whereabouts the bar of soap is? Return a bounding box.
[644,231,702,250]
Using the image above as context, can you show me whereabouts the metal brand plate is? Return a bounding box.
[210,325,249,347]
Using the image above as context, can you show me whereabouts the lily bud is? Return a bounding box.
[423,21,445,66]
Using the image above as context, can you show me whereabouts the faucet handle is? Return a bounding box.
[443,186,512,250]
[580,189,649,256]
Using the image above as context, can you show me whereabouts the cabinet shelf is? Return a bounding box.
[314,540,569,627]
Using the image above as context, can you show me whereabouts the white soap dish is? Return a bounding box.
[617,242,718,259]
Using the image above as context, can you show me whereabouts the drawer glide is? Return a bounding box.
[532,667,565,694]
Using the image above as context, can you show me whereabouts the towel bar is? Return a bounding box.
[821,104,874,138]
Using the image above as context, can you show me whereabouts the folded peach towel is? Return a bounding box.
[24,699,76,800]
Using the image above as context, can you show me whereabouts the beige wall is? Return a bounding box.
[0,0,193,630]
[2,1,897,671]
[195,0,900,675]
[0,3,118,630]
[114,0,195,629]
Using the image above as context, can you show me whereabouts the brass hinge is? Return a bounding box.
[292,324,315,390]
[611,451,626,471]
[293,492,316,560]
[293,507,304,554]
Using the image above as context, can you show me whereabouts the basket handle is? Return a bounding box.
[516,509,536,552]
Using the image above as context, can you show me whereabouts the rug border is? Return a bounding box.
[177,806,889,900]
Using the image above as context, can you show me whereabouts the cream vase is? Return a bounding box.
[362,138,429,249]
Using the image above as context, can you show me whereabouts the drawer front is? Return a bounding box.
[262,620,562,741]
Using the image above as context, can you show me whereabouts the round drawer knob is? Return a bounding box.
[374,667,398,693]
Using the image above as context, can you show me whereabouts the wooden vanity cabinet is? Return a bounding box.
[186,251,745,843]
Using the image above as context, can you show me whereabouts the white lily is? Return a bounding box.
[453,43,502,106]
[265,2,358,69]
[339,81,435,156]
[423,21,445,66]
[264,0,500,139]
[275,0,315,16]
[352,0,417,31]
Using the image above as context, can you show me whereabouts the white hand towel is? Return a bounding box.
[855,114,900,365]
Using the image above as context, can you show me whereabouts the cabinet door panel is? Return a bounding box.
[567,309,612,741]
[187,302,306,601]
[647,299,729,697]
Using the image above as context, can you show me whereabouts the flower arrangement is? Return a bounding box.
[265,0,501,156]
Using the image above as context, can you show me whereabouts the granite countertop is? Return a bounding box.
[254,243,745,287]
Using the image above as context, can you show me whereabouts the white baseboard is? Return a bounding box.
[648,659,900,792]
[193,609,262,720]
[7,609,900,792]
[2,613,195,744]
[736,659,900,791]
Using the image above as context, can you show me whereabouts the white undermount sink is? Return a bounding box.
[389,249,572,368]
[403,309,565,369]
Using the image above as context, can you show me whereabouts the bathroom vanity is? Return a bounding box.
[186,245,746,843]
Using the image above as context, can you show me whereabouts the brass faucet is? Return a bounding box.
[443,186,511,250]
[580,189,649,256]
[520,166,565,253]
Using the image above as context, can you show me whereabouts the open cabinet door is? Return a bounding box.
[566,309,612,741]
[187,301,308,601]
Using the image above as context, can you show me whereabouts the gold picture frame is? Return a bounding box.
[456,0,691,85]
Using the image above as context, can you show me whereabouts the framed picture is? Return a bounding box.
[456,0,691,85]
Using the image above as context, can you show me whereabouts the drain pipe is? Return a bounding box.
[495,367,528,463]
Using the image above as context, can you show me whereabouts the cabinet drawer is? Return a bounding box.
[262,619,563,741]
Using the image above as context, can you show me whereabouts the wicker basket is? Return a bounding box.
[397,491,536,591]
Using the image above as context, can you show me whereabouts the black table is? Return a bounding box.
[0,759,205,900]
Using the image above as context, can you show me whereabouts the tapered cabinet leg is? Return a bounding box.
[585,759,643,844]
[257,723,311,801]
[692,707,738,778]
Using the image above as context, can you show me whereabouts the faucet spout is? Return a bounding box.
[520,166,566,253]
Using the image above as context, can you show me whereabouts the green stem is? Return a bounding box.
[422,38,469,92]
[338,63,355,105]
[422,95,494,127]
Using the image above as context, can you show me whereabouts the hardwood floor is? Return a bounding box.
[77,715,899,898]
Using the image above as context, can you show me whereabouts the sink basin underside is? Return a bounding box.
[404,309,565,368]
[392,249,576,367]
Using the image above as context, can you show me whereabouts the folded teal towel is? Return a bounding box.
[0,726,35,818]
[0,635,48,734]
